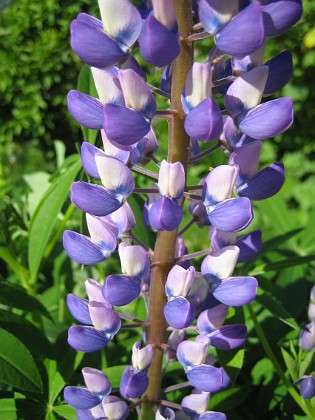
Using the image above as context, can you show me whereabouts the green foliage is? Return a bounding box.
[0,0,98,182]
[0,0,315,418]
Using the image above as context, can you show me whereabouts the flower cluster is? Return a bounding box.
[294,286,315,399]
[63,0,302,418]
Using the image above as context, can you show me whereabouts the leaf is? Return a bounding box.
[217,348,245,384]
[54,140,66,168]
[104,365,125,388]
[0,398,45,419]
[0,310,53,357]
[47,350,84,405]
[0,283,51,320]
[0,247,29,284]
[258,228,304,257]
[281,347,299,381]
[299,350,314,378]
[28,158,81,282]
[0,328,43,392]
[209,386,250,411]
[23,171,51,217]
[77,64,99,144]
[249,255,315,276]
[52,404,77,420]
[256,292,298,329]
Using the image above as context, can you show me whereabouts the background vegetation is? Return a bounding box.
[0,0,315,418]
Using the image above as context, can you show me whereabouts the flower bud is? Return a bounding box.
[165,265,196,298]
[158,160,185,200]
[132,342,153,371]
[118,242,150,279]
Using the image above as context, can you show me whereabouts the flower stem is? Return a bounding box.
[140,2,194,418]
[247,304,314,419]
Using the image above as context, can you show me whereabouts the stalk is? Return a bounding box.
[140,2,194,418]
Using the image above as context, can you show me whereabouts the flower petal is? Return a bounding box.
[177,340,208,368]
[98,0,142,47]
[91,67,124,106]
[103,274,141,306]
[118,69,156,119]
[64,386,101,410]
[182,62,213,113]
[164,297,196,329]
[198,0,239,35]
[103,104,151,145]
[139,15,180,67]
[95,154,135,197]
[262,0,303,36]
[81,142,103,179]
[264,50,293,95]
[71,182,123,216]
[186,365,223,392]
[238,97,293,140]
[208,197,253,232]
[82,367,111,395]
[148,197,183,231]
[237,162,285,200]
[229,141,262,179]
[67,91,104,129]
[197,305,229,334]
[68,326,111,352]
[70,15,126,68]
[63,230,106,265]
[89,302,121,334]
[237,230,262,263]
[184,97,223,142]
[120,366,149,399]
[67,294,92,325]
[215,2,264,59]
[201,246,239,281]
[225,66,269,118]
[208,324,247,350]
[203,165,238,206]
[213,276,258,306]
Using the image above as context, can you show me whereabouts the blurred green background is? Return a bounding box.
[0,0,315,418]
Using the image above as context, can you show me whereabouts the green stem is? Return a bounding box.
[247,304,315,419]
[140,2,194,418]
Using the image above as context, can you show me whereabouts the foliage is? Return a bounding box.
[0,0,315,419]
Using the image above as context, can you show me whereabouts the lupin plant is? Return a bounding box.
[62,0,305,418]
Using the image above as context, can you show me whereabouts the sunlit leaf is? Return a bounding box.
[0,328,42,392]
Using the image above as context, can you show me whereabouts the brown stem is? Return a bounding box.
[140,1,194,418]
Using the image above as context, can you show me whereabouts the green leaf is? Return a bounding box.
[281,347,299,381]
[249,255,315,276]
[217,348,245,384]
[299,350,314,378]
[256,291,298,329]
[0,398,45,419]
[0,328,43,392]
[77,64,98,144]
[209,386,250,411]
[28,158,81,282]
[47,350,84,405]
[104,365,125,388]
[23,171,51,217]
[0,310,53,357]
[0,247,29,284]
[52,404,77,420]
[0,283,51,320]
[259,228,304,257]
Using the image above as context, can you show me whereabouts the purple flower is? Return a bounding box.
[70,0,142,69]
